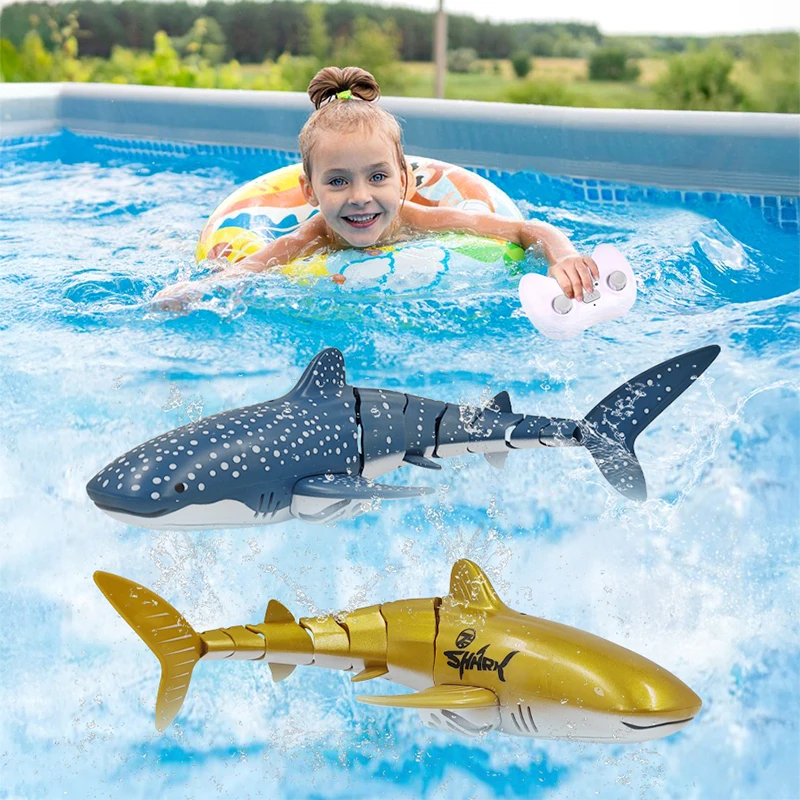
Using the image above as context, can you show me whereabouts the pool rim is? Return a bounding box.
[1,83,798,198]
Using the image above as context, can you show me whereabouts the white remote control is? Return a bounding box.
[518,244,636,340]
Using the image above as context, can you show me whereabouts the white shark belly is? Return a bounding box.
[103,499,292,530]
[497,702,696,742]
[435,429,546,459]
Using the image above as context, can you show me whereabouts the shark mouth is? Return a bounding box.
[621,717,695,731]
[91,501,169,518]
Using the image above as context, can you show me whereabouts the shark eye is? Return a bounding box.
[174,482,188,493]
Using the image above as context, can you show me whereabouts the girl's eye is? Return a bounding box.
[329,177,346,187]
[371,173,387,183]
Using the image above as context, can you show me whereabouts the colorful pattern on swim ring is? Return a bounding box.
[196,157,525,287]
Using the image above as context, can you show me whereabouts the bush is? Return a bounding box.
[271,53,319,92]
[588,47,640,81]
[0,13,90,83]
[506,80,576,106]
[745,41,799,113]
[87,31,247,89]
[655,47,749,110]
[510,50,532,79]
[447,47,478,74]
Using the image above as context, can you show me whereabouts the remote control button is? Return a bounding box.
[582,289,601,303]
[553,295,573,315]
[608,270,627,291]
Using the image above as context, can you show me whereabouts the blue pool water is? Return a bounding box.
[1,130,798,799]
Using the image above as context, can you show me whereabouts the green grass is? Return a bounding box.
[568,80,660,109]
[239,57,763,109]
[396,60,661,107]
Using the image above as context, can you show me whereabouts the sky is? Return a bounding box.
[369,0,800,35]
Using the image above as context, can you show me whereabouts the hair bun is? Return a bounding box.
[307,66,381,109]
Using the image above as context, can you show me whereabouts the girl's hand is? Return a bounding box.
[150,281,204,313]
[548,255,599,299]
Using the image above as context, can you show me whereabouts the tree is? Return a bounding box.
[304,2,330,63]
[552,33,581,58]
[510,50,532,79]
[332,17,403,94]
[528,32,554,57]
[172,16,227,64]
[588,47,640,81]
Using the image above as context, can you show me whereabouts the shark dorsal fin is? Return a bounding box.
[264,599,295,624]
[447,559,505,612]
[288,349,347,399]
[490,391,513,414]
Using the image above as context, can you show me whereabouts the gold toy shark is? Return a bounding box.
[94,560,701,742]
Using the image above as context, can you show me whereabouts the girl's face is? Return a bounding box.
[300,129,407,248]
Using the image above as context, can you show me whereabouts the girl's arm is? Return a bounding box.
[401,203,598,299]
[152,214,329,311]
[233,213,329,272]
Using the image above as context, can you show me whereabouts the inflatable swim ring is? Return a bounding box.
[196,156,526,290]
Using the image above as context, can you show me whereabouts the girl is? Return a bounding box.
[154,66,597,309]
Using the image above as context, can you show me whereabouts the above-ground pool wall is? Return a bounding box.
[2,83,798,230]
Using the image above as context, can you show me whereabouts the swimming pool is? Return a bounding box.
[1,121,798,799]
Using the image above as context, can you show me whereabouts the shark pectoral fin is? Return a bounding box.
[268,662,296,683]
[294,474,434,500]
[357,685,498,710]
[403,454,442,471]
[484,451,508,471]
[350,665,390,683]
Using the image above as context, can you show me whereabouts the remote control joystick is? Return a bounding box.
[553,295,573,315]
[518,244,637,340]
[608,270,627,291]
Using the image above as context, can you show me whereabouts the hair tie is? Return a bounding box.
[336,89,353,100]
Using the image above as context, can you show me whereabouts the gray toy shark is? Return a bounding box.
[87,345,719,529]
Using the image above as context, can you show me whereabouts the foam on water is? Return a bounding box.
[1,132,798,799]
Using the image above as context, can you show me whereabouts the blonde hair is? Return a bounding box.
[299,66,407,181]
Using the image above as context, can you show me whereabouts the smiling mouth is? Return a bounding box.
[342,213,380,229]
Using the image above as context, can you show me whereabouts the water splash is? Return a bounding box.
[1,132,797,800]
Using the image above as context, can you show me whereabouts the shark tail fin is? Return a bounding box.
[581,345,720,501]
[94,571,203,732]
